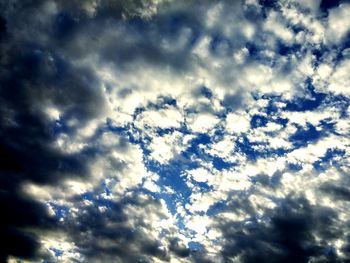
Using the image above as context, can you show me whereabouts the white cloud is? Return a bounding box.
[186,113,220,133]
[226,112,250,134]
[206,135,235,159]
[187,167,213,183]
[136,107,183,130]
[326,4,350,44]
[287,134,348,165]
[42,237,85,263]
[281,108,339,127]
[264,11,294,43]
[44,106,61,121]
[143,179,161,192]
[148,131,188,164]
[328,59,350,97]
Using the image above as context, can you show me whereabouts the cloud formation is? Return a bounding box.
[1,0,350,262]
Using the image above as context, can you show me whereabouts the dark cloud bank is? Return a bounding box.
[0,1,104,261]
[1,0,350,262]
[0,1,193,261]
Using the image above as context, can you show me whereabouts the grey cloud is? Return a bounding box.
[56,0,174,19]
[61,193,171,262]
[320,183,350,202]
[0,1,107,260]
[215,195,346,263]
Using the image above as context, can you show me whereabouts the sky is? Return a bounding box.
[1,0,350,262]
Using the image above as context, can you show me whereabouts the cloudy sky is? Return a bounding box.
[1,0,350,262]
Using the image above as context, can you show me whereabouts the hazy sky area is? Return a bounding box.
[1,0,350,262]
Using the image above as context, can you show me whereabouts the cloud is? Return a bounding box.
[186,112,220,133]
[0,14,107,258]
[57,193,173,262]
[215,195,343,263]
[57,0,173,19]
[148,131,189,164]
[2,0,350,262]
[326,3,350,44]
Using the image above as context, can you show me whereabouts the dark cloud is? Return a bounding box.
[0,174,56,262]
[3,0,201,72]
[56,0,169,19]
[0,1,107,261]
[320,183,350,202]
[61,193,171,262]
[319,0,350,12]
[215,195,346,263]
[222,91,249,111]
[0,16,6,40]
[169,238,191,258]
[0,0,201,260]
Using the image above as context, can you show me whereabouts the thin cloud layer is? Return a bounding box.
[1,0,350,262]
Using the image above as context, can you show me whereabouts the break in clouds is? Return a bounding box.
[1,0,350,262]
